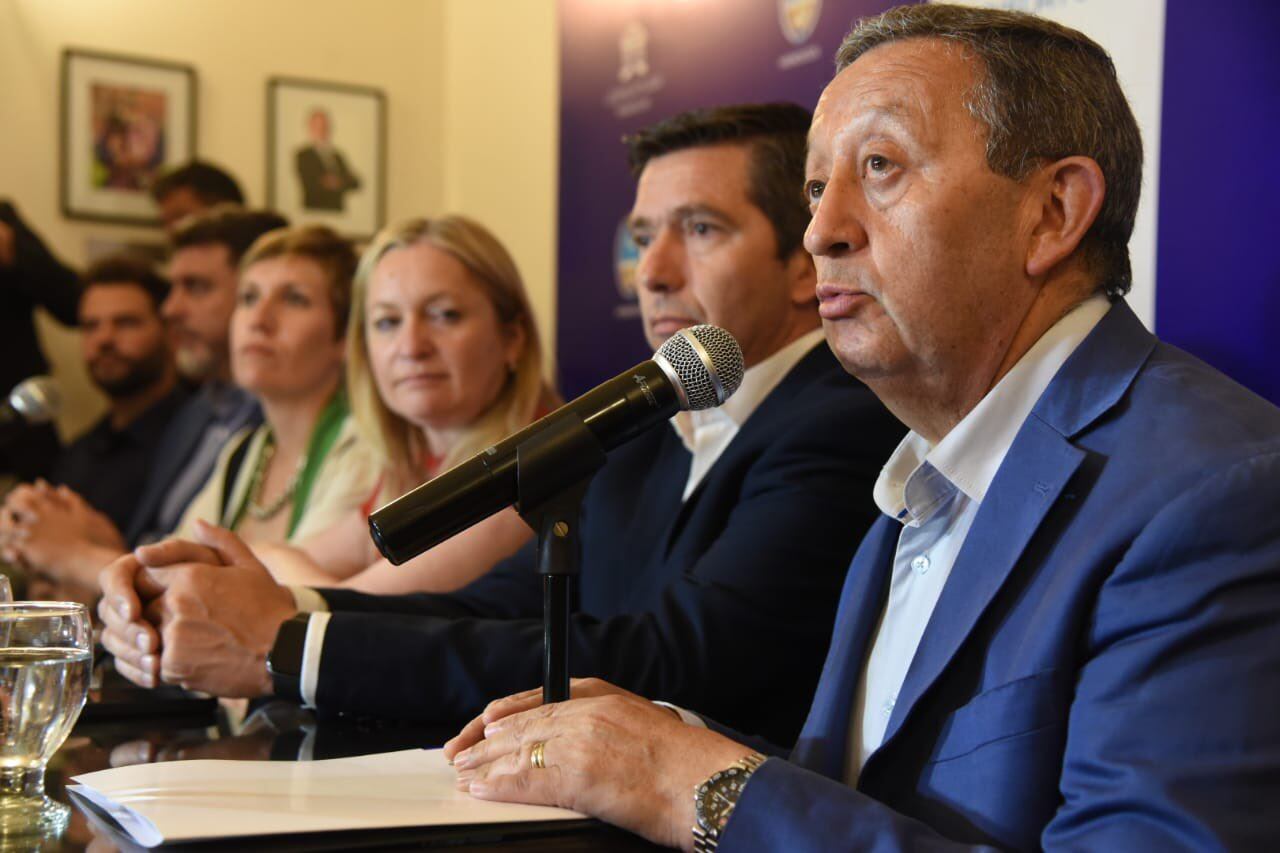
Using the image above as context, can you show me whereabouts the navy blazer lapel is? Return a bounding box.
[791,515,897,779]
[873,301,1154,758]
[123,396,215,543]
[639,427,692,564]
[660,345,834,552]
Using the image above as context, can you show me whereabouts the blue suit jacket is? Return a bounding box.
[123,389,261,546]
[315,345,905,744]
[722,303,1280,850]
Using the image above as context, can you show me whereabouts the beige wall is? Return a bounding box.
[0,0,558,440]
[441,1,559,373]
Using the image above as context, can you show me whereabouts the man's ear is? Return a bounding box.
[1025,156,1106,279]
[785,247,818,306]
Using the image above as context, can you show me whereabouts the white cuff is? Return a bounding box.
[297,724,318,762]
[289,585,330,613]
[653,701,706,727]
[299,611,331,708]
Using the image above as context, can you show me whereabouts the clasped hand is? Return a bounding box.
[443,678,757,851]
[98,520,298,698]
[0,480,124,581]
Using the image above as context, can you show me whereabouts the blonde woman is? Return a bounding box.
[176,225,376,544]
[259,216,557,593]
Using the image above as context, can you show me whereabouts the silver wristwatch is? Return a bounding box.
[692,752,766,852]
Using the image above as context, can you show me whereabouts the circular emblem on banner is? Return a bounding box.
[614,219,640,301]
[778,0,822,46]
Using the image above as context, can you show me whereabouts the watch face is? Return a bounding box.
[695,766,752,832]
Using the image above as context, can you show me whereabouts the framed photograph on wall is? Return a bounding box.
[267,77,386,238]
[60,48,196,226]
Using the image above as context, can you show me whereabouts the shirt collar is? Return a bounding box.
[874,294,1111,519]
[671,328,826,450]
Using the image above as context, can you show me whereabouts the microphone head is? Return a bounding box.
[8,376,61,425]
[654,325,744,411]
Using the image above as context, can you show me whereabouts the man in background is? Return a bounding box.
[150,161,245,235]
[1,256,185,590]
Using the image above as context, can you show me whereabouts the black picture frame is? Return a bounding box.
[266,76,387,239]
[60,48,197,227]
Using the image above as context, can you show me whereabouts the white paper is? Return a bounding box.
[70,748,583,848]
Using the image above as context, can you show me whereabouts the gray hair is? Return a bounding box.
[836,4,1143,297]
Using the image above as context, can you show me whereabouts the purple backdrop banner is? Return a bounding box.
[558,0,1280,405]
[556,0,899,396]
[1155,1,1280,405]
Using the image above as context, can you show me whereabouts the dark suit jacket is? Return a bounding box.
[316,344,905,745]
[123,386,261,546]
[0,201,80,479]
[719,302,1280,850]
[295,146,360,212]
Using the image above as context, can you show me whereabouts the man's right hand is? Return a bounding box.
[99,521,299,698]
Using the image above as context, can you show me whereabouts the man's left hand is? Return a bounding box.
[103,521,298,698]
[449,680,756,852]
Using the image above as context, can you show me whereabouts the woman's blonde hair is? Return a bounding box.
[239,224,357,338]
[347,215,555,492]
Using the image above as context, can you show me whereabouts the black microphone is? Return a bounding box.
[0,376,60,430]
[369,324,745,565]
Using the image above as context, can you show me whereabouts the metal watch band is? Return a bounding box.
[691,752,766,852]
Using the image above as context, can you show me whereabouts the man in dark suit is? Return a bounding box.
[149,161,245,236]
[295,109,361,212]
[440,6,1280,851]
[99,103,905,745]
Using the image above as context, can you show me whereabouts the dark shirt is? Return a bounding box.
[52,386,189,531]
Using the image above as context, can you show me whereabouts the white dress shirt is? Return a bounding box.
[290,329,827,709]
[845,294,1110,783]
[671,328,827,499]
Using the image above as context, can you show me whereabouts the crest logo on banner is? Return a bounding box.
[778,0,822,46]
[618,21,651,83]
[613,219,642,318]
[606,19,665,118]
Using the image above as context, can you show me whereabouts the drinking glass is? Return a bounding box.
[0,602,91,835]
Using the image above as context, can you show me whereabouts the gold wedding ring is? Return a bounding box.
[530,740,547,770]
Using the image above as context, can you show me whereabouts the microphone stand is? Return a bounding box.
[513,413,606,704]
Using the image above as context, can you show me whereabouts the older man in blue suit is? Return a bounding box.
[446,5,1280,850]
